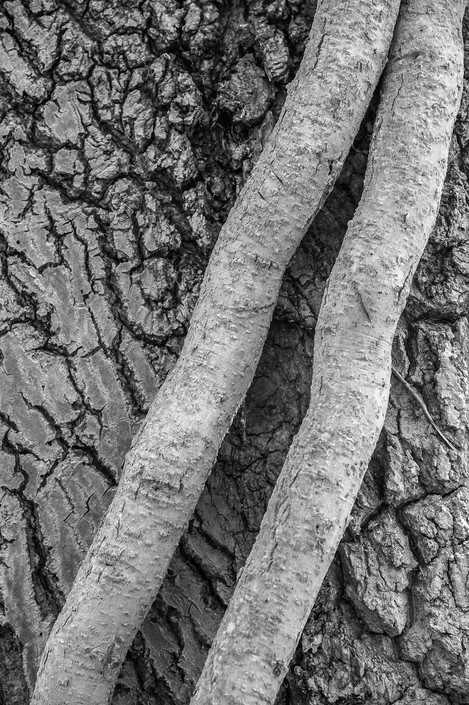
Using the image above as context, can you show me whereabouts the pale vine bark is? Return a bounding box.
[189,2,465,704]
[30,2,401,703]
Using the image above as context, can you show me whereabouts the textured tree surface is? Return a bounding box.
[188,1,465,702]
[1,2,469,705]
[29,0,400,700]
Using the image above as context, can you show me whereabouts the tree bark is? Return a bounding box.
[3,2,469,705]
[189,2,465,704]
[29,2,400,703]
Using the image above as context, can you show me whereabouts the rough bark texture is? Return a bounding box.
[1,1,469,705]
[27,1,401,703]
[188,2,465,704]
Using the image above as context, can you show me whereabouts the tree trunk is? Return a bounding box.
[1,2,469,705]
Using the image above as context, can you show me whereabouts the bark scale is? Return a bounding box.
[30,1,401,703]
[189,2,465,704]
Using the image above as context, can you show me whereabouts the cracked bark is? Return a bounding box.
[1,1,469,705]
[28,1,401,702]
[189,2,465,704]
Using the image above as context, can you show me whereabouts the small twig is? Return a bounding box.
[391,366,462,457]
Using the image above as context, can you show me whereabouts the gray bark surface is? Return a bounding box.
[188,2,465,703]
[292,12,469,704]
[1,1,469,704]
[29,0,400,702]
